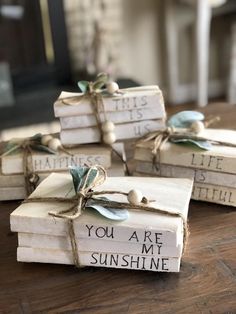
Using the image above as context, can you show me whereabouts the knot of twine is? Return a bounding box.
[60,82,109,142]
[23,165,188,268]
[59,81,129,174]
[0,138,41,196]
[137,116,236,170]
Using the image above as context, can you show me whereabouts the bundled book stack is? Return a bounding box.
[10,172,193,272]
[54,86,166,145]
[0,141,125,201]
[134,129,236,207]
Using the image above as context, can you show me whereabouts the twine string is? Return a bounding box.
[59,84,130,174]
[138,117,236,172]
[23,165,188,268]
[0,139,38,196]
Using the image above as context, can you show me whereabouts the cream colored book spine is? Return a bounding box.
[54,86,165,117]
[0,187,26,201]
[0,174,26,187]
[10,174,193,247]
[192,182,236,206]
[135,161,236,188]
[135,129,236,174]
[17,247,181,272]
[18,232,183,257]
[2,146,111,175]
[60,107,165,129]
[133,171,236,207]
[60,119,165,145]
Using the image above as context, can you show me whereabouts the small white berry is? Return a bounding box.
[106,81,119,94]
[48,138,61,151]
[101,120,115,133]
[127,189,143,205]
[191,120,205,134]
[102,131,116,145]
[41,134,53,146]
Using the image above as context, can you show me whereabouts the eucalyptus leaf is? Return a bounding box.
[78,80,89,93]
[100,90,111,96]
[96,72,108,82]
[87,198,129,221]
[69,166,98,192]
[30,133,42,143]
[171,138,212,150]
[3,142,20,155]
[30,144,56,155]
[168,111,205,128]
[93,72,108,90]
[93,81,106,91]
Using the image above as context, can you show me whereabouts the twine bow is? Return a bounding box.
[59,73,114,141]
[59,73,129,174]
[0,135,47,195]
[0,134,74,196]
[24,165,188,268]
[138,112,236,170]
[61,85,107,140]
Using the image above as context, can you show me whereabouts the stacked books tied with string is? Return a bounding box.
[53,73,166,146]
[134,111,236,207]
[0,134,124,201]
[10,165,193,272]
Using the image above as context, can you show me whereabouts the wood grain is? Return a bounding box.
[0,102,236,313]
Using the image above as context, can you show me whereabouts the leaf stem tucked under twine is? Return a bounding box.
[23,165,188,268]
[0,138,41,195]
[0,135,72,196]
[137,115,236,172]
[59,74,130,175]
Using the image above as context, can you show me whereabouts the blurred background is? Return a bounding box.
[0,0,236,139]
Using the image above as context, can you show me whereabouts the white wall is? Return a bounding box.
[120,0,163,86]
[64,0,232,100]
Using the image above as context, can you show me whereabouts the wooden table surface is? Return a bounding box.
[0,102,236,314]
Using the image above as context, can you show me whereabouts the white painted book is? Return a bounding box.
[134,171,236,207]
[192,182,236,206]
[0,142,126,201]
[0,159,125,201]
[11,173,193,271]
[17,247,181,272]
[11,174,192,246]
[54,86,166,117]
[135,161,236,188]
[60,108,165,129]
[135,129,236,174]
[60,119,165,145]
[1,145,111,175]
[18,232,183,257]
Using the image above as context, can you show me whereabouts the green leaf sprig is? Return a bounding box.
[167,111,211,150]
[77,73,109,94]
[69,166,129,221]
[2,133,56,157]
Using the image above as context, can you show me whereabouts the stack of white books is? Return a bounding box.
[54,86,166,145]
[0,143,126,201]
[10,173,193,272]
[134,129,236,207]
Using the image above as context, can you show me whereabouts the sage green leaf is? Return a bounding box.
[168,111,205,128]
[30,133,42,143]
[3,142,20,155]
[87,198,129,221]
[69,166,98,192]
[78,80,89,93]
[93,81,106,90]
[30,144,56,154]
[96,72,108,81]
[171,138,212,150]
[93,72,108,90]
